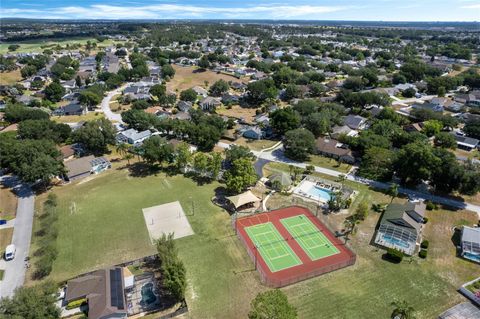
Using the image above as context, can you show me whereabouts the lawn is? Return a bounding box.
[233,137,279,151]
[0,184,17,220]
[29,168,263,318]
[307,154,352,174]
[166,65,248,93]
[0,228,14,256]
[0,70,22,86]
[51,112,105,124]
[28,162,479,318]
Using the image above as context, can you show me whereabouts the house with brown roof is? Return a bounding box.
[65,267,127,319]
[315,137,355,164]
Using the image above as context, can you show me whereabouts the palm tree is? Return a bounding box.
[116,143,129,157]
[391,300,416,319]
[124,153,134,166]
[388,183,399,203]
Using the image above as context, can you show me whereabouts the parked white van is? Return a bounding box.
[5,244,16,261]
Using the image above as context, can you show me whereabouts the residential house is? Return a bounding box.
[231,82,247,91]
[242,126,263,140]
[116,128,152,145]
[412,102,444,113]
[192,86,208,98]
[452,133,479,151]
[315,137,355,164]
[404,122,425,133]
[221,93,240,105]
[254,114,270,126]
[343,114,367,130]
[177,100,192,113]
[54,103,87,116]
[123,85,151,101]
[455,93,480,107]
[199,96,221,111]
[59,145,76,161]
[431,97,463,112]
[438,302,480,319]
[374,202,426,255]
[330,125,357,139]
[64,155,111,181]
[460,226,480,263]
[65,267,127,319]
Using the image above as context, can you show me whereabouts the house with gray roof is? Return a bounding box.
[460,226,480,263]
[452,133,479,151]
[116,128,152,145]
[374,202,426,255]
[343,114,367,130]
[199,96,221,111]
[63,155,111,181]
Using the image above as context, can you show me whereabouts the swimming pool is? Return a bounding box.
[305,185,333,202]
[140,283,156,305]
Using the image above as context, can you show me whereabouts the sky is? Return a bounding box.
[1,0,479,21]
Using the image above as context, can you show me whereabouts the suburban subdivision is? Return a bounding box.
[0,6,479,319]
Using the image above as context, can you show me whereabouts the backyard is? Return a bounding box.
[51,112,105,124]
[27,163,479,318]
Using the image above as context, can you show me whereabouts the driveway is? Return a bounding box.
[100,84,128,124]
[0,175,35,298]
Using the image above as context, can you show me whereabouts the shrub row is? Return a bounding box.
[66,298,87,310]
[34,194,59,279]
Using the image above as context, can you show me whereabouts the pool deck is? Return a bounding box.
[126,274,162,315]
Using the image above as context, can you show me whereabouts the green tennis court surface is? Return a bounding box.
[281,215,340,261]
[245,222,302,272]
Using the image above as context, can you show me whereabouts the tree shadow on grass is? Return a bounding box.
[127,162,162,178]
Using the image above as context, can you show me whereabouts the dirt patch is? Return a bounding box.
[167,65,248,93]
[216,105,258,124]
[0,69,22,86]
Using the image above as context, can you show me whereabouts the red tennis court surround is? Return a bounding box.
[236,206,356,287]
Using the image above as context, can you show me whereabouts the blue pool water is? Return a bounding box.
[382,235,410,249]
[305,185,333,202]
[141,283,156,305]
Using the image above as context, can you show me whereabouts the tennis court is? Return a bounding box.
[281,215,340,261]
[244,222,302,272]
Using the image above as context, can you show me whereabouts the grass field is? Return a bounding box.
[30,168,264,318]
[167,65,248,93]
[281,215,339,260]
[232,137,279,151]
[28,162,479,318]
[0,37,122,55]
[245,222,302,272]
[307,155,352,174]
[51,112,105,124]
[0,70,22,86]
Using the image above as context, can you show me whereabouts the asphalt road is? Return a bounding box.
[100,84,127,124]
[0,176,35,298]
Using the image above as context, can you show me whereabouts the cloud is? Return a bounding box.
[1,3,346,19]
[461,3,480,8]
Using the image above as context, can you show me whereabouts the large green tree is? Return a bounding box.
[283,128,315,161]
[72,118,116,155]
[141,136,174,166]
[270,108,301,136]
[248,290,297,319]
[224,158,258,194]
[395,142,440,185]
[0,282,60,319]
[44,82,65,102]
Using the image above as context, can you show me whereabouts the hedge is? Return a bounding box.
[420,240,429,249]
[419,249,428,259]
[66,298,87,310]
[386,248,404,263]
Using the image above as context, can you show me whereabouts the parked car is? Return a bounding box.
[5,244,16,261]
